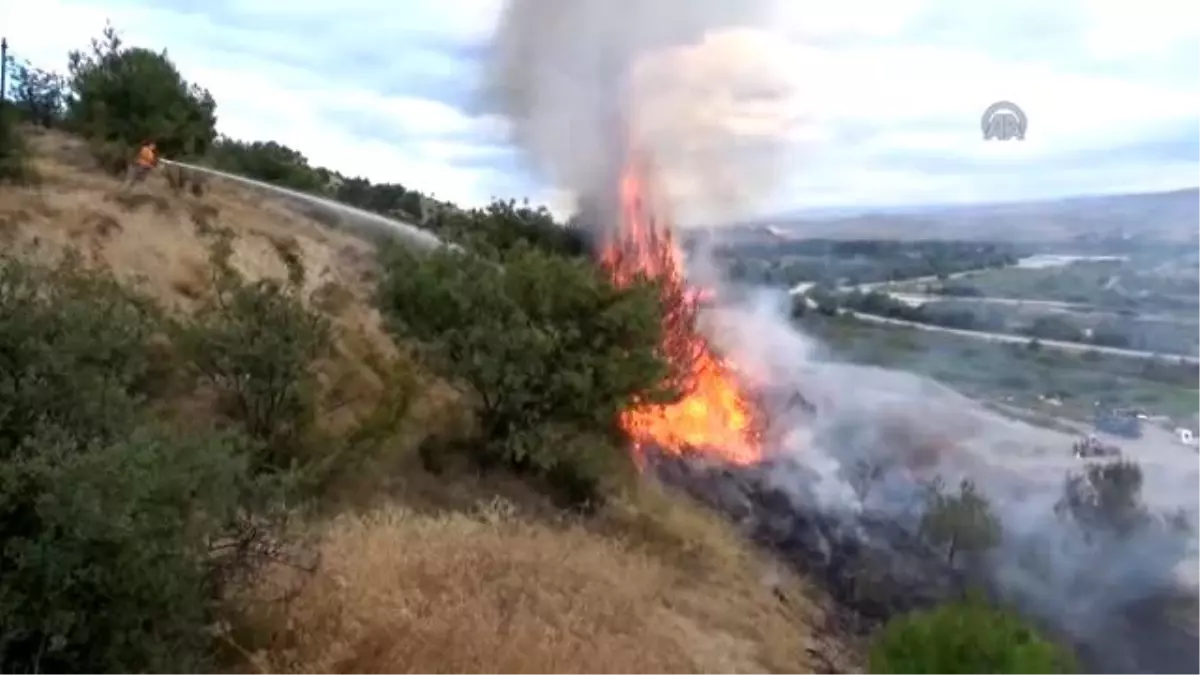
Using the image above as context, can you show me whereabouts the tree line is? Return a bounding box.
[797,287,1197,359]
[720,239,1024,287]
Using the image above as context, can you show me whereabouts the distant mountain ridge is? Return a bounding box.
[733,188,1199,243]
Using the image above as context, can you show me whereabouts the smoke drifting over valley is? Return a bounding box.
[705,293,1199,671]
[485,2,1199,671]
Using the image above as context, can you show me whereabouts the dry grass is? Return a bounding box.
[3,128,377,315]
[0,127,415,431]
[234,499,855,674]
[0,125,449,462]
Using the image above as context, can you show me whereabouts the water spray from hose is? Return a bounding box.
[161,159,458,252]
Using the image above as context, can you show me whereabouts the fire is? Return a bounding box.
[599,157,763,466]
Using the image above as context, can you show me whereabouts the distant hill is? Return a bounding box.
[739,188,1199,244]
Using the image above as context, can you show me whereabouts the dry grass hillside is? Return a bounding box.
[5,128,376,311]
[0,127,858,673]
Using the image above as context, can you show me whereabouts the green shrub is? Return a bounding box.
[0,253,163,455]
[462,199,589,259]
[67,23,217,158]
[175,235,331,470]
[509,424,632,510]
[869,595,1078,674]
[9,59,69,128]
[0,426,257,673]
[919,478,1001,566]
[376,241,671,505]
[0,108,34,184]
[0,250,297,673]
[1056,459,1148,536]
[304,342,421,494]
[208,137,325,193]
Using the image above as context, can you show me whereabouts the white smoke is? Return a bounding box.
[707,290,1199,671]
[486,0,801,226]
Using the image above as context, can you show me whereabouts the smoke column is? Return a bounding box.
[485,2,1199,671]
[486,0,800,227]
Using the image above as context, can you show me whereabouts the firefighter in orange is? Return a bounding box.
[122,139,160,189]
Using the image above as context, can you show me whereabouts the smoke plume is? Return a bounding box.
[486,0,800,226]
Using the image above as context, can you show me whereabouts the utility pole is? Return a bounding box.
[1,38,8,105]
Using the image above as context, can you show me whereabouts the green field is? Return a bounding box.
[799,314,1200,427]
[891,259,1199,316]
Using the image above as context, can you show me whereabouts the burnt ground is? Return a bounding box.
[648,451,1199,674]
[649,453,964,636]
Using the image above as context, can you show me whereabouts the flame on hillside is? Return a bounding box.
[598,154,764,466]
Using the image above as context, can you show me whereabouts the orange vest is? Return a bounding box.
[136,145,157,168]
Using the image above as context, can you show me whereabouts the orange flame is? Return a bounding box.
[599,156,763,466]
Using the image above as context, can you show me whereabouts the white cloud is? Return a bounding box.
[2,0,1196,219]
[1,0,527,208]
[757,0,1199,213]
[1063,0,1199,63]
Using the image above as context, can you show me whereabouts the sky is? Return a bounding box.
[2,0,1198,223]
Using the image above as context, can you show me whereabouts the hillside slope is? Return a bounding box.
[4,128,378,315]
[0,127,857,674]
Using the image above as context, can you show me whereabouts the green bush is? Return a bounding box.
[509,423,632,509]
[0,253,293,672]
[462,199,589,259]
[0,108,34,184]
[0,253,163,455]
[1056,459,1148,536]
[919,478,1001,566]
[0,426,257,673]
[376,241,672,505]
[9,58,69,128]
[175,235,332,470]
[869,595,1078,674]
[208,137,326,193]
[67,23,217,158]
